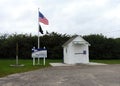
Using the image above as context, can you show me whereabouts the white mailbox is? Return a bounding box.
[62,35,90,64]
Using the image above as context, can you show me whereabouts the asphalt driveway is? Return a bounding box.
[0,64,120,86]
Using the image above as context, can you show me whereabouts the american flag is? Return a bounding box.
[39,11,49,25]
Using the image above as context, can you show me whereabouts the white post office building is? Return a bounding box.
[62,35,90,64]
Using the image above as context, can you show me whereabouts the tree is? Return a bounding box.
[83,34,120,59]
[0,33,120,59]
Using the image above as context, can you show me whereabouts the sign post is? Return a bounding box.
[16,43,18,65]
[10,43,24,67]
[43,57,45,65]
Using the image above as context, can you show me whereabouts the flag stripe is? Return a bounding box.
[39,18,48,25]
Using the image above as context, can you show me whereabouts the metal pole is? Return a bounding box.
[38,8,40,49]
[38,8,40,65]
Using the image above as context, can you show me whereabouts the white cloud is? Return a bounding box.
[0,0,120,38]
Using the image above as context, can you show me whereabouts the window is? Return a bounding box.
[66,48,67,53]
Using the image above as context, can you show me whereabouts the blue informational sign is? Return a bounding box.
[32,48,47,58]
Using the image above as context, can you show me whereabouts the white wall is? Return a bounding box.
[63,46,68,63]
[64,42,74,64]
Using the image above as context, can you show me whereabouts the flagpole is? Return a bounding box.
[38,9,48,48]
[38,8,40,49]
[38,8,40,65]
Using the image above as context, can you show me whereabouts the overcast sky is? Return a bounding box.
[0,0,120,38]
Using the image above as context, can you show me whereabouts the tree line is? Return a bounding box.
[0,32,120,59]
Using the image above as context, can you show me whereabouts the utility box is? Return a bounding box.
[62,35,90,64]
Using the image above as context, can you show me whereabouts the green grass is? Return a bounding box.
[1,59,120,78]
[0,59,62,77]
[90,59,120,64]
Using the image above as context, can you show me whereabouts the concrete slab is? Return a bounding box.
[50,63,75,66]
[50,62,107,67]
[87,62,107,65]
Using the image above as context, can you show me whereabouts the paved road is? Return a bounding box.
[0,64,120,86]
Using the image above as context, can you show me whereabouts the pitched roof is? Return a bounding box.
[62,35,90,47]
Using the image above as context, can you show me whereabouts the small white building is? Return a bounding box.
[62,35,90,64]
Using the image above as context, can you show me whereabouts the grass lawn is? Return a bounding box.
[0,59,120,78]
[90,59,120,64]
[0,59,62,77]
